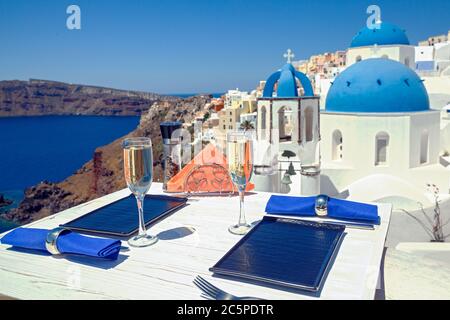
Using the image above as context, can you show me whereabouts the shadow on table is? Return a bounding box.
[211,232,347,299]
[6,247,129,270]
[158,226,196,241]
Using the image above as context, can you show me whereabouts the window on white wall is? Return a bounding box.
[356,56,362,63]
[420,130,429,164]
[375,132,389,166]
[332,130,343,161]
[304,107,314,142]
[261,106,267,128]
[404,57,410,67]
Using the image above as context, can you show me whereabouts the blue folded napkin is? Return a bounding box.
[1,228,121,260]
[265,195,380,225]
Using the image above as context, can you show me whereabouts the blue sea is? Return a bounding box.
[172,93,224,98]
[0,116,140,233]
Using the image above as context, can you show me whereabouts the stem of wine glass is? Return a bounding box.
[238,187,247,226]
[136,193,147,237]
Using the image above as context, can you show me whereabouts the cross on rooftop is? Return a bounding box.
[284,49,295,63]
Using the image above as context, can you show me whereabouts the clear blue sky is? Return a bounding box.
[0,0,449,94]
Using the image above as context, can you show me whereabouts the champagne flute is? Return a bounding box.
[227,131,254,235]
[123,137,158,247]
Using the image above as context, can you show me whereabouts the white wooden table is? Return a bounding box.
[0,183,391,300]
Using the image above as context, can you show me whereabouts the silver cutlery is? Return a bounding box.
[266,214,375,230]
[193,276,264,300]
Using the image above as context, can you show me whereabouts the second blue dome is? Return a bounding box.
[325,58,430,113]
[350,22,410,48]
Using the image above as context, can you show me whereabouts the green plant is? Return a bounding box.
[239,120,255,131]
[202,112,210,122]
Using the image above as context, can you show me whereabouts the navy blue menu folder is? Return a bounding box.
[61,194,187,237]
[210,217,345,292]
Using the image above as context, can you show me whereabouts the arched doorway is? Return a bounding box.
[278,106,293,142]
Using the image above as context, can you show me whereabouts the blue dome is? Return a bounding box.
[326,58,430,113]
[350,22,410,48]
[263,63,314,98]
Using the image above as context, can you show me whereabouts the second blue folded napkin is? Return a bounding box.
[1,228,121,260]
[265,195,380,225]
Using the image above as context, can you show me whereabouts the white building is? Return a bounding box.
[320,58,450,206]
[224,89,256,109]
[435,42,450,74]
[240,112,257,127]
[224,89,245,108]
[253,59,321,196]
[415,46,435,71]
[416,40,450,109]
[441,104,450,155]
[346,21,415,69]
[319,21,417,110]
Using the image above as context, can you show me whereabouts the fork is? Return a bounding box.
[193,276,264,300]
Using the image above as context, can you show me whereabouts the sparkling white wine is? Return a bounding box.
[124,146,153,196]
[226,131,254,235]
[123,137,157,247]
[227,139,253,189]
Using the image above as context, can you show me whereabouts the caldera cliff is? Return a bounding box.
[3,95,211,224]
[0,79,178,116]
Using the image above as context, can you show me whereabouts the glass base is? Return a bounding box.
[128,234,158,247]
[228,223,252,235]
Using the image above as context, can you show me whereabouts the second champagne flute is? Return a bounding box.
[226,131,254,235]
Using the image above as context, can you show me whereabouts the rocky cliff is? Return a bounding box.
[0,194,13,208]
[0,79,177,116]
[3,95,211,224]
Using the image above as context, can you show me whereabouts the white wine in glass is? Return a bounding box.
[123,137,158,247]
[227,131,254,235]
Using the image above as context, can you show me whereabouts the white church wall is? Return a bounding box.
[422,75,450,109]
[321,112,411,171]
[320,112,450,199]
[415,46,434,62]
[346,45,415,69]
[408,111,441,168]
[319,78,333,110]
[299,98,320,166]
[320,113,411,192]
[441,119,450,154]
[435,43,450,61]
[399,46,416,68]
[256,100,271,141]
[252,171,281,193]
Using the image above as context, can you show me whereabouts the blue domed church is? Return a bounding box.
[254,52,321,195]
[346,21,416,69]
[320,57,449,200]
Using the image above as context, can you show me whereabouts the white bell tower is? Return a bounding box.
[254,51,321,195]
